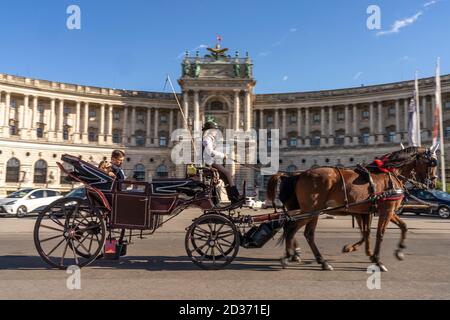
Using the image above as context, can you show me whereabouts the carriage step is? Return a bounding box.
[103,240,127,260]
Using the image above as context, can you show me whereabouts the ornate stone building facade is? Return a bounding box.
[1,45,449,197]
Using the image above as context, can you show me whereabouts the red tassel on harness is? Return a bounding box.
[373,159,389,173]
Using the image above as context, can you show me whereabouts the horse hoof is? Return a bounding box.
[395,250,405,261]
[290,256,302,264]
[378,264,388,272]
[342,245,353,253]
[322,262,334,271]
[280,258,289,269]
[399,244,407,250]
[366,251,374,257]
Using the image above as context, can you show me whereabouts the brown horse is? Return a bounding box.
[267,147,438,272]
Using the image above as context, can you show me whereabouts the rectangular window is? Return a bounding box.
[267,116,273,125]
[10,100,17,109]
[362,134,370,145]
[160,115,167,124]
[362,111,370,120]
[113,111,120,121]
[337,112,345,121]
[113,132,121,144]
[388,107,396,118]
[38,104,44,113]
[89,110,97,118]
[137,112,145,123]
[313,114,321,124]
[288,137,297,147]
[289,115,297,125]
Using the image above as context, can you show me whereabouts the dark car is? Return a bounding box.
[399,189,450,219]
[65,187,87,199]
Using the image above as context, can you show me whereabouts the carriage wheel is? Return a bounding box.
[185,214,240,270]
[34,197,106,270]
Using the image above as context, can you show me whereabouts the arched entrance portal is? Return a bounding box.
[202,96,232,131]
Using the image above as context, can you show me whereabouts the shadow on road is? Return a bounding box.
[0,254,369,272]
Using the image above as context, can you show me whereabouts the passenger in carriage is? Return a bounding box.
[110,150,126,180]
[98,160,116,178]
[202,120,243,204]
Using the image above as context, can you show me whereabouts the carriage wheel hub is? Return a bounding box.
[208,240,216,247]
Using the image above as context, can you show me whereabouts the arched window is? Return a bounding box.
[206,100,226,111]
[6,158,20,183]
[34,160,48,184]
[133,164,146,181]
[156,165,169,178]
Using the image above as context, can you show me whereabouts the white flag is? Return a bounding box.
[408,96,418,147]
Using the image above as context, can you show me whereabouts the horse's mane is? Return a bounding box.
[381,147,422,167]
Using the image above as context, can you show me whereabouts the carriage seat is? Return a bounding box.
[150,179,205,197]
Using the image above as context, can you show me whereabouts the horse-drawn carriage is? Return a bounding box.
[33,154,284,270]
[34,147,438,272]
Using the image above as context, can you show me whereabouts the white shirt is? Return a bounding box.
[202,132,226,165]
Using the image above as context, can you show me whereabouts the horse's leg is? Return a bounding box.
[304,217,334,271]
[290,237,302,263]
[370,206,394,272]
[390,213,408,261]
[362,214,373,257]
[342,215,365,253]
[281,221,307,268]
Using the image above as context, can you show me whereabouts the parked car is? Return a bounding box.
[65,187,86,200]
[0,188,63,217]
[399,188,450,219]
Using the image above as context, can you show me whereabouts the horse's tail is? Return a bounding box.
[266,172,289,203]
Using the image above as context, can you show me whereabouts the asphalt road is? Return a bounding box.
[1,208,450,300]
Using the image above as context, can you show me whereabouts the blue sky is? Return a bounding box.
[0,0,448,93]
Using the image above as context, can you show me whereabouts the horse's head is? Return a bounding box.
[387,146,438,188]
[414,145,439,189]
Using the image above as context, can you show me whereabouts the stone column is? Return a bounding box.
[297,108,302,147]
[73,101,81,143]
[259,109,264,129]
[98,104,105,144]
[130,106,136,145]
[82,102,89,144]
[31,96,38,140]
[274,109,279,133]
[183,92,189,129]
[377,101,383,143]
[106,105,113,144]
[57,99,64,140]
[49,98,56,141]
[176,110,181,129]
[404,99,409,141]
[4,92,11,137]
[146,107,152,147]
[328,107,334,146]
[169,109,174,147]
[352,104,358,145]
[20,95,29,139]
[0,92,4,130]
[320,107,326,146]
[153,108,159,145]
[122,106,128,145]
[245,91,252,132]
[369,102,376,144]
[281,109,287,147]
[304,108,310,147]
[234,90,240,130]
[344,105,351,145]
[395,99,401,142]
[193,91,200,133]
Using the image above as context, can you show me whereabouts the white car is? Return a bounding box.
[0,188,63,217]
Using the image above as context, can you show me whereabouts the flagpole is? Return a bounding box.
[415,71,422,146]
[436,58,446,192]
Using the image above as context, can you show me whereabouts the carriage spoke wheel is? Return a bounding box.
[34,197,106,270]
[186,214,240,270]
